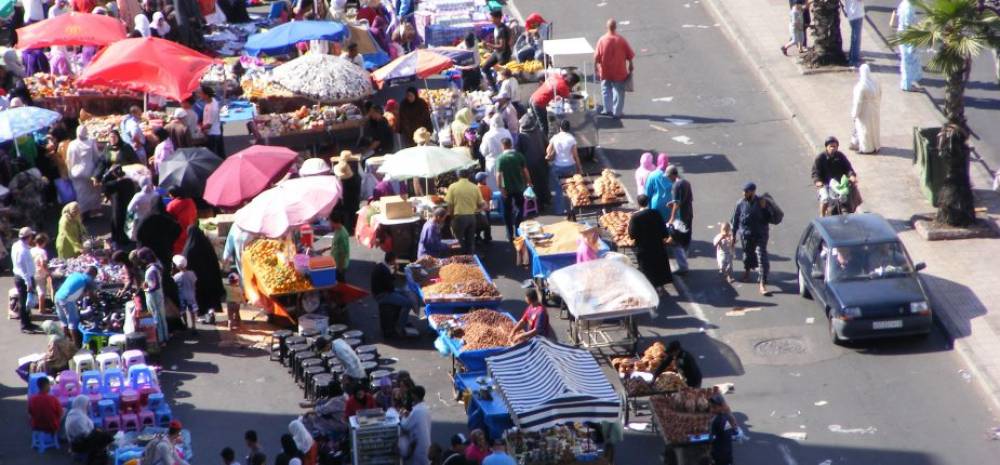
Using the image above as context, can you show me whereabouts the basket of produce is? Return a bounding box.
[252,104,363,138]
[650,388,724,445]
[561,170,627,209]
[243,239,313,295]
[419,88,460,110]
[79,111,165,145]
[500,60,544,82]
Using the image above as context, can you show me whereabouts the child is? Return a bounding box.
[141,250,168,346]
[225,270,244,331]
[713,222,736,282]
[509,289,551,344]
[171,255,199,334]
[475,172,493,243]
[220,446,239,465]
[781,3,806,56]
[576,226,600,263]
[30,233,50,315]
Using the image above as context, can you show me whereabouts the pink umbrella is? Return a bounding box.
[203,145,298,208]
[234,175,343,238]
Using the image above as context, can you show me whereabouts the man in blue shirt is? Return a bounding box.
[730,182,773,295]
[482,439,516,465]
[418,208,456,258]
[55,266,98,347]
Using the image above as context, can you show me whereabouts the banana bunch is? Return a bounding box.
[502,60,543,73]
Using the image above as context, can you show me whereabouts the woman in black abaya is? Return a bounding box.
[182,224,226,320]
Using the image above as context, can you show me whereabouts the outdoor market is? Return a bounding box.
[1,0,744,464]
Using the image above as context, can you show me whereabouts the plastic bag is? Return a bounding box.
[548,258,658,320]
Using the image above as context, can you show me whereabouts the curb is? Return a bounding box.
[700,0,1000,410]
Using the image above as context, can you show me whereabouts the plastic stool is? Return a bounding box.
[127,364,156,390]
[80,370,103,394]
[138,409,156,427]
[103,414,121,433]
[490,191,503,220]
[146,392,165,411]
[102,368,127,394]
[299,359,324,386]
[121,350,145,370]
[120,412,139,432]
[56,371,81,400]
[108,334,128,351]
[303,365,327,398]
[28,373,49,397]
[97,352,122,373]
[120,389,140,414]
[98,398,118,417]
[154,405,173,427]
[70,352,96,374]
[31,431,60,453]
[522,196,539,218]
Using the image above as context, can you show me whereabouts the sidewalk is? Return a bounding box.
[701,0,1000,406]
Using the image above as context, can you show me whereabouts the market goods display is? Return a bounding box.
[244,239,312,294]
[563,175,592,207]
[501,60,544,74]
[438,263,485,283]
[462,308,511,327]
[599,210,634,247]
[200,63,240,93]
[80,111,164,145]
[419,88,459,108]
[253,104,363,137]
[48,257,128,283]
[410,255,500,302]
[25,73,141,98]
[651,388,723,444]
[506,424,600,465]
[241,76,296,100]
[270,54,374,103]
[612,342,669,377]
[463,90,493,109]
[526,221,593,256]
[458,309,514,350]
[654,372,688,392]
[594,169,626,203]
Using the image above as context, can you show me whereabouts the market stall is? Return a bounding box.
[548,258,657,351]
[609,342,689,424]
[248,103,365,152]
[561,169,629,220]
[542,37,599,158]
[517,219,609,301]
[406,255,502,316]
[413,0,495,46]
[355,203,424,261]
[349,411,400,465]
[485,337,621,457]
[24,74,143,118]
[650,388,735,464]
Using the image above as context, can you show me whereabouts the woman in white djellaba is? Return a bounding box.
[851,64,881,154]
[66,126,103,215]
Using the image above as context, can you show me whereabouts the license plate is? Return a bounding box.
[873,320,903,330]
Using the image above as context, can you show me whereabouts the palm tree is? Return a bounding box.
[892,0,1000,226]
[802,0,849,67]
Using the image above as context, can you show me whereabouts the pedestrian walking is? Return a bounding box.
[890,0,922,91]
[12,227,41,332]
[634,152,655,197]
[713,222,736,283]
[666,165,693,275]
[790,0,811,48]
[628,195,673,290]
[850,64,881,154]
[496,138,531,242]
[781,2,806,55]
[844,0,865,66]
[594,18,635,118]
[643,154,672,223]
[731,182,773,295]
[445,169,484,255]
[545,120,582,214]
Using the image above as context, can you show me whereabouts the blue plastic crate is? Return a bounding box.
[309,268,337,288]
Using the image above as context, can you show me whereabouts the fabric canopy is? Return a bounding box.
[15,12,126,49]
[371,49,453,87]
[0,106,61,142]
[244,20,347,56]
[486,338,620,431]
[234,175,342,238]
[76,37,217,101]
[203,145,297,207]
[377,146,477,180]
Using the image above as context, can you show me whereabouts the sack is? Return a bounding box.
[55,178,77,205]
[762,193,784,225]
[624,73,635,93]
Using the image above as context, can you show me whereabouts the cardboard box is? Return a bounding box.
[380,195,414,219]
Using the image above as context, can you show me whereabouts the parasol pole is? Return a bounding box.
[143,92,148,113]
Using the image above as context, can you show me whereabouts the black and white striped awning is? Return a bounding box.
[486,338,620,431]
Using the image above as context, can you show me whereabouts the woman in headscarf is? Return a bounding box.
[289,419,318,465]
[57,202,88,258]
[151,11,172,37]
[165,187,196,253]
[134,13,152,37]
[450,107,473,148]
[126,176,159,240]
[20,48,50,76]
[101,165,138,247]
[183,224,225,320]
[66,395,114,465]
[850,63,881,154]
[29,321,77,376]
[643,153,673,222]
[67,126,103,215]
[96,130,139,180]
[516,112,549,208]
[479,112,511,193]
[628,194,673,289]
[370,12,392,58]
[274,434,302,465]
[397,87,432,148]
[383,99,399,133]
[634,152,655,197]
[136,203,181,274]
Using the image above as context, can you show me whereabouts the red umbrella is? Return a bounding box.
[371,49,454,88]
[76,37,217,101]
[15,12,126,49]
[203,145,298,208]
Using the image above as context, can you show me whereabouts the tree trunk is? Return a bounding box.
[801,0,848,67]
[934,61,976,227]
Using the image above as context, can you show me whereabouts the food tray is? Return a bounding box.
[435,311,518,372]
[405,255,502,315]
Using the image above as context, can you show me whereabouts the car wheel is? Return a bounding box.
[798,268,811,299]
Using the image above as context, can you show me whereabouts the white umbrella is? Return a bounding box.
[377,146,478,181]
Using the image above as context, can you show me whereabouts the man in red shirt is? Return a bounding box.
[529,71,580,137]
[28,377,63,434]
[594,18,635,118]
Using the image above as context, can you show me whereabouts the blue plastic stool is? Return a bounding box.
[146,392,165,411]
[102,368,126,395]
[27,373,49,397]
[154,405,173,427]
[127,364,156,390]
[31,431,59,453]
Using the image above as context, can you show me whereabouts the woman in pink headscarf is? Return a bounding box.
[634,152,655,197]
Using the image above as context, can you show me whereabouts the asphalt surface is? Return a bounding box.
[862,0,1000,173]
[3,2,1000,465]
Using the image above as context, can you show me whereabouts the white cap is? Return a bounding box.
[172,254,187,269]
[172,108,188,120]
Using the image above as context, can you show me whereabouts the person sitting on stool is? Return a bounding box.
[370,252,418,338]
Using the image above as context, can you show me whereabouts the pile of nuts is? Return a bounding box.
[438,264,485,283]
[418,256,499,302]
[599,211,635,247]
[459,309,515,351]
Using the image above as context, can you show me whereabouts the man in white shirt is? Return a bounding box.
[48,0,72,17]
[198,86,224,157]
[11,227,41,332]
[844,0,866,67]
[400,386,431,465]
[545,120,582,214]
[341,42,365,68]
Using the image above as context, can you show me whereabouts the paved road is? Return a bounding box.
[2,2,1000,465]
[862,0,1000,174]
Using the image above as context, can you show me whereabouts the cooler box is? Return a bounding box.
[380,195,414,219]
[308,256,337,288]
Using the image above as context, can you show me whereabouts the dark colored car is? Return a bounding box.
[795,213,931,343]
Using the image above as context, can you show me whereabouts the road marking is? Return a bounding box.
[665,117,694,126]
[780,432,807,441]
[597,1,607,6]
[650,124,670,132]
[778,443,800,465]
[814,400,828,406]
[672,135,694,145]
[673,277,715,336]
[828,424,877,435]
[651,96,674,102]
[619,20,631,25]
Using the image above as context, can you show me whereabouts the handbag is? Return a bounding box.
[624,72,635,93]
[55,178,77,205]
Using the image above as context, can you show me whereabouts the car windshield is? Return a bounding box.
[826,242,912,282]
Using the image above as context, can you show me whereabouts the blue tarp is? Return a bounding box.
[244,20,347,56]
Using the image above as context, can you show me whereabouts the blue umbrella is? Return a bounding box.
[0,106,62,143]
[244,20,348,56]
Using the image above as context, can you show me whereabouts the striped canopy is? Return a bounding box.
[486,338,620,431]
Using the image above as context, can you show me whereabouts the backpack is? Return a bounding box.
[762,193,783,225]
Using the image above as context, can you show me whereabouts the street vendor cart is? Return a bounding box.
[548,258,657,352]
[542,37,599,160]
[405,255,502,316]
[517,220,609,303]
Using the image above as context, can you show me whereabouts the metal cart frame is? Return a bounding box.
[542,37,599,160]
